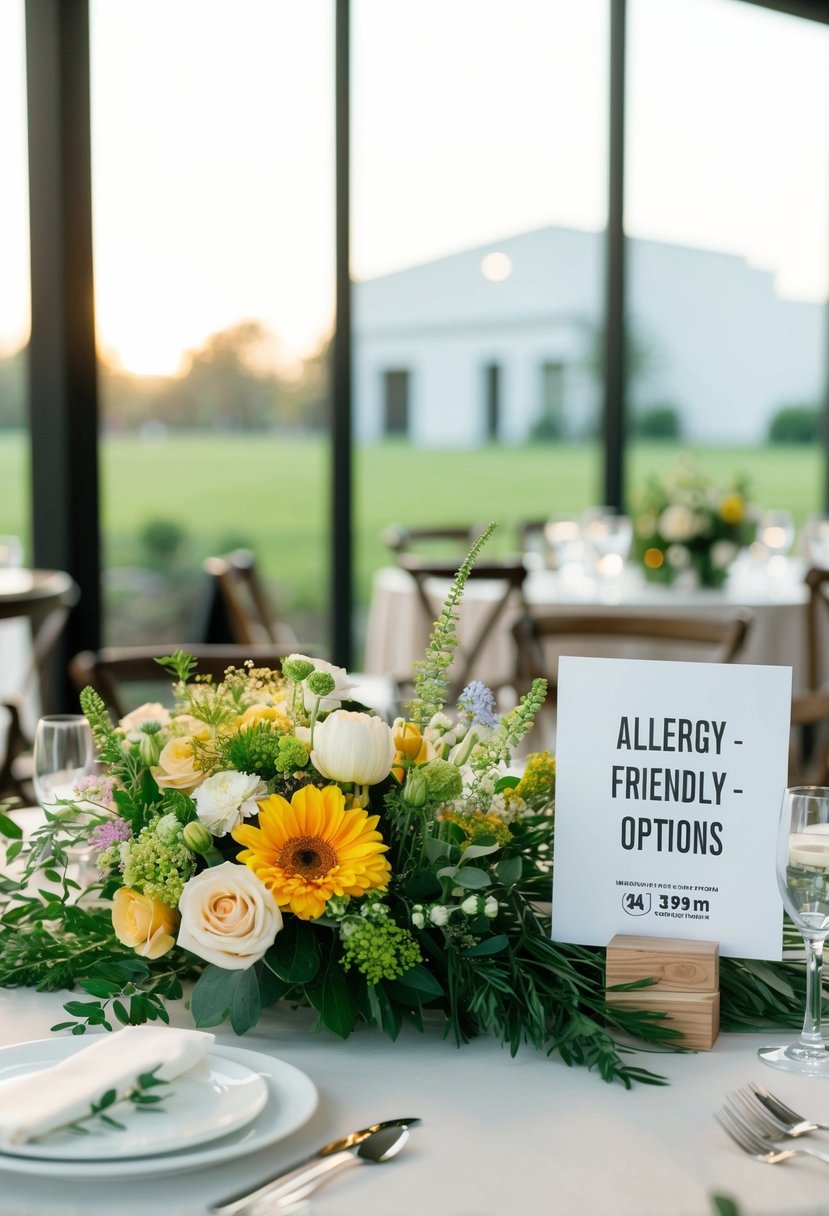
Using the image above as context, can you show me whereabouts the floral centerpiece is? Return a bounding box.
[631,460,754,588]
[0,525,811,1085]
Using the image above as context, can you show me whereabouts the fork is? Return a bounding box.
[716,1101,829,1167]
[726,1085,822,1140]
[748,1080,829,1134]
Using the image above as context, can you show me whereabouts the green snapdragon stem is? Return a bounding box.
[309,696,322,748]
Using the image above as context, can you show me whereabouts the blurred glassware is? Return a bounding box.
[543,516,583,571]
[0,536,23,568]
[33,714,97,810]
[582,508,633,578]
[803,514,829,568]
[756,510,796,560]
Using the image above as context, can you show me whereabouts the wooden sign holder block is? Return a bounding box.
[605,934,720,1051]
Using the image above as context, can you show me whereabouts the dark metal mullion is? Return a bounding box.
[602,0,627,511]
[330,0,353,669]
[25,0,101,708]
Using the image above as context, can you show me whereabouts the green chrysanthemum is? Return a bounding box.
[121,822,195,907]
[341,917,422,985]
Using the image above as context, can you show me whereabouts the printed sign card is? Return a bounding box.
[551,657,792,960]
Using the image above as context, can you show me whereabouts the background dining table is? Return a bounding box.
[2,986,829,1216]
[363,555,812,692]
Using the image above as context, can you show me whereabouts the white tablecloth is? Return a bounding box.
[363,557,811,692]
[1,989,829,1216]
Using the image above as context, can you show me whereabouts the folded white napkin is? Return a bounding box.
[0,1025,215,1148]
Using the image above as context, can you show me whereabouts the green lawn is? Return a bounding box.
[0,432,821,647]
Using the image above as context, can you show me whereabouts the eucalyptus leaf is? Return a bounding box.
[495,855,523,889]
[264,919,320,985]
[230,967,261,1035]
[307,962,357,1039]
[461,841,500,860]
[463,934,509,957]
[190,964,240,1027]
[454,866,492,890]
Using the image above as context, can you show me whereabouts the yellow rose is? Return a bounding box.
[151,736,206,792]
[234,704,291,733]
[719,493,744,525]
[112,887,179,960]
[169,714,213,741]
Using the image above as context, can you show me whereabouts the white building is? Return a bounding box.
[354,226,825,446]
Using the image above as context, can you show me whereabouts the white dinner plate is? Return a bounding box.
[0,1039,268,1161]
[0,1041,318,1179]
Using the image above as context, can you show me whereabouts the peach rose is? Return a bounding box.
[151,736,206,792]
[112,887,179,960]
[177,862,282,970]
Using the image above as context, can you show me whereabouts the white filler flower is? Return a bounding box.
[194,770,268,837]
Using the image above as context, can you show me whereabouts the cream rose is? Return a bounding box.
[177,862,282,970]
[194,770,268,837]
[119,702,171,733]
[112,887,179,960]
[151,736,206,793]
[311,710,395,786]
[658,504,698,543]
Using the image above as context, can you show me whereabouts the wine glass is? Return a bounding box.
[756,510,796,560]
[32,714,97,810]
[582,509,633,579]
[759,786,829,1076]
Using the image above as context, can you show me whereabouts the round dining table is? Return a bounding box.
[362,555,812,692]
[0,987,828,1216]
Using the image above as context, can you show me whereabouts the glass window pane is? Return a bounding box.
[0,0,31,562]
[90,0,334,647]
[353,0,609,669]
[626,0,829,550]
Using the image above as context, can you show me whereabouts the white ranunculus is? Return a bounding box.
[658,504,698,543]
[665,543,691,570]
[119,702,171,733]
[311,710,395,785]
[711,539,738,570]
[177,862,282,970]
[194,770,268,837]
[302,658,353,713]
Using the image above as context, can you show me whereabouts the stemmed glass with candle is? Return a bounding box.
[32,715,98,882]
[759,786,829,1076]
[756,510,795,566]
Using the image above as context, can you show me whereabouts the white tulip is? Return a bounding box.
[311,710,395,786]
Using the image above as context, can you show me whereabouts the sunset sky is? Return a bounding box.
[0,0,827,375]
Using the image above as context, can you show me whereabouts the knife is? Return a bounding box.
[209,1117,420,1216]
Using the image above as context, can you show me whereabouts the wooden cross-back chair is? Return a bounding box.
[0,571,79,800]
[397,555,531,701]
[512,609,755,705]
[382,523,486,561]
[805,566,829,692]
[68,644,297,721]
[202,551,301,650]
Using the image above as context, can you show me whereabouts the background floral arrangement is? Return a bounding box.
[0,525,813,1086]
[631,459,755,588]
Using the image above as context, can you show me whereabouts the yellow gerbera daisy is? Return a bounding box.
[232,784,391,920]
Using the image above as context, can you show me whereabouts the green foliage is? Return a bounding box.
[409,522,497,728]
[768,403,821,444]
[155,649,199,684]
[631,404,682,440]
[140,519,187,564]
